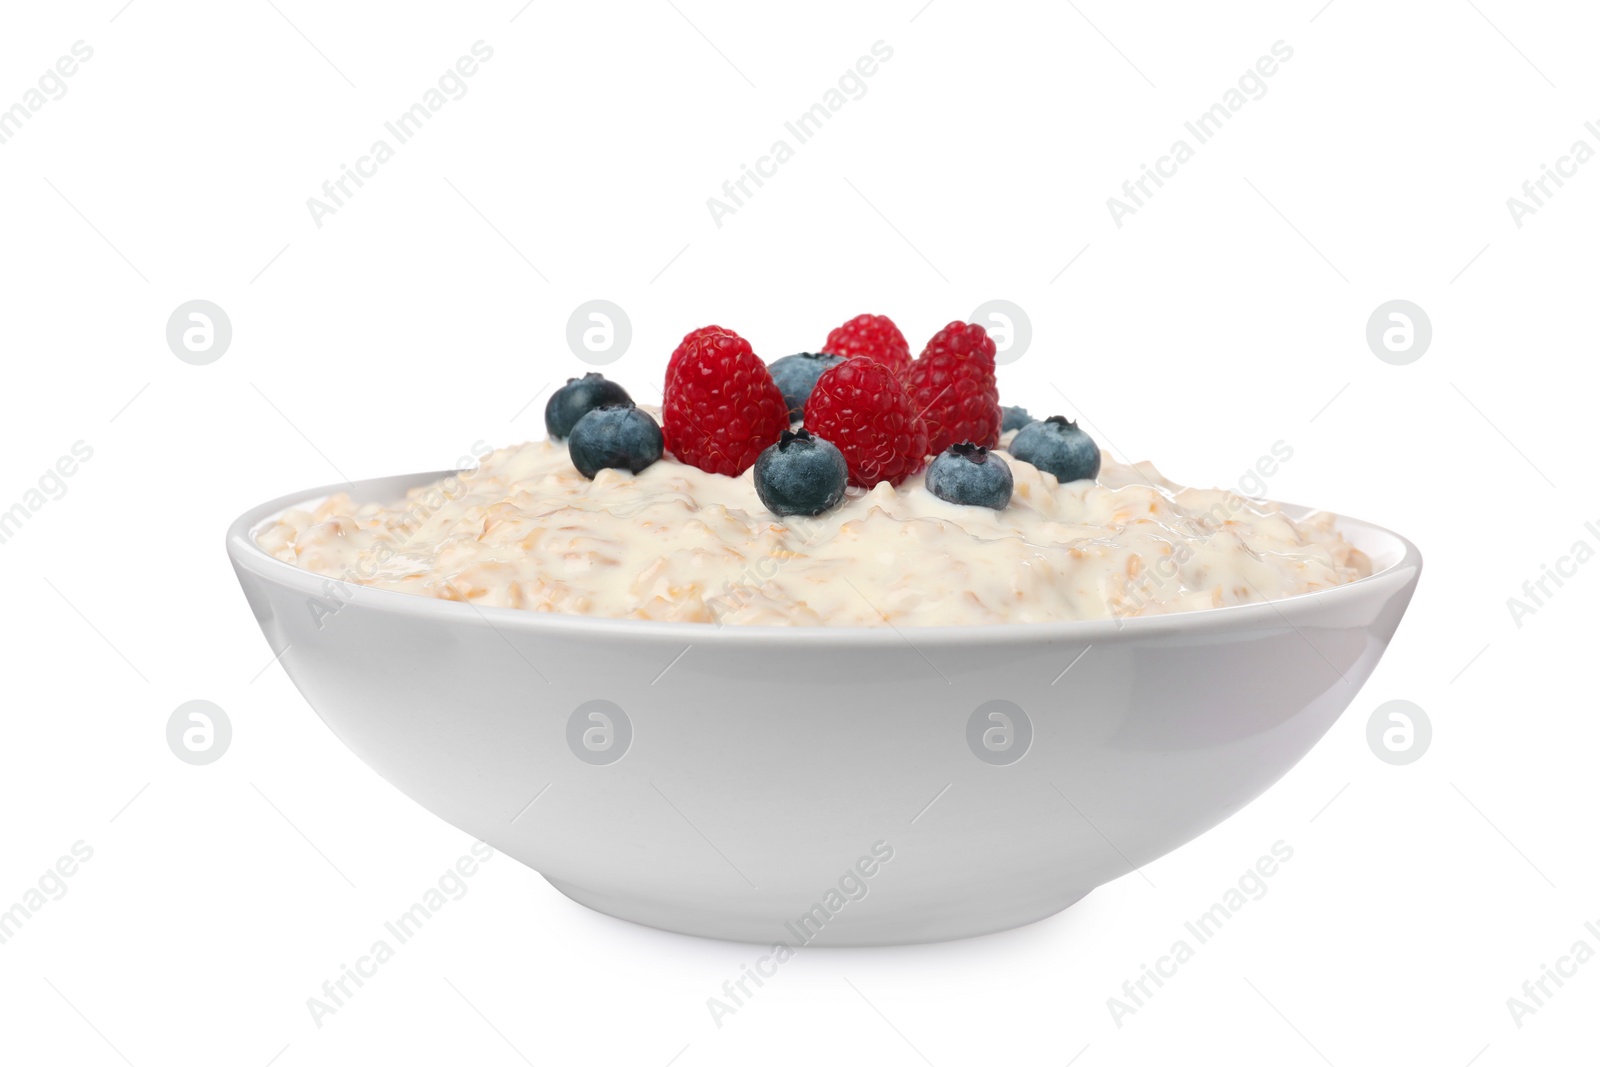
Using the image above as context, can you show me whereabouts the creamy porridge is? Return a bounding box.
[256,425,1371,627]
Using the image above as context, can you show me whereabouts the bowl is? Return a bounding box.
[227,470,1421,946]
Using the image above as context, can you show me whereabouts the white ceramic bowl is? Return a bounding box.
[228,471,1421,946]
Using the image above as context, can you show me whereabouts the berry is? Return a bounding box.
[925,443,1013,510]
[753,428,849,516]
[802,358,928,488]
[1009,416,1101,484]
[768,352,845,421]
[661,327,787,477]
[666,325,737,388]
[1001,405,1035,433]
[902,321,1001,454]
[568,404,664,479]
[545,373,633,439]
[822,313,912,374]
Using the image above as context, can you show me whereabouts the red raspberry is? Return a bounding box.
[822,313,912,374]
[666,324,736,388]
[902,321,1001,453]
[662,327,787,477]
[803,358,929,488]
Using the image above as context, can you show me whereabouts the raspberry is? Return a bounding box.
[822,313,912,374]
[802,358,929,488]
[666,324,735,388]
[902,320,1001,453]
[661,327,787,477]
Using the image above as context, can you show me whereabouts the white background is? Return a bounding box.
[1,1,1595,1064]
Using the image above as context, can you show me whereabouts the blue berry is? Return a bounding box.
[925,443,1013,509]
[567,404,662,478]
[753,428,848,516]
[1000,405,1035,433]
[546,373,632,439]
[767,352,844,421]
[1009,416,1100,484]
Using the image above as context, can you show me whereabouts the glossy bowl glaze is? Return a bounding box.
[228,471,1421,945]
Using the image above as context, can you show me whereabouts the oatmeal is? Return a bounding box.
[255,427,1371,627]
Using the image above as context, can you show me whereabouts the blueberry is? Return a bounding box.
[1000,405,1035,433]
[567,403,663,478]
[1009,416,1100,483]
[925,443,1014,509]
[546,373,632,439]
[753,428,848,516]
[767,352,844,421]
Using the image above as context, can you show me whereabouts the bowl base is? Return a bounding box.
[543,876,1094,946]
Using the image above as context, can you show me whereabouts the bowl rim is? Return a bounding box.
[226,468,1423,646]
